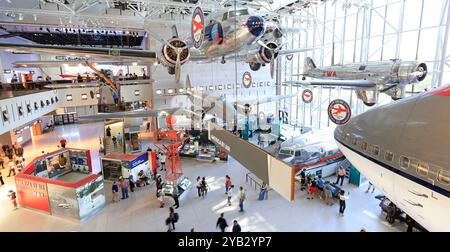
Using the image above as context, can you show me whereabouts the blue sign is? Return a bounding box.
[130,153,148,169]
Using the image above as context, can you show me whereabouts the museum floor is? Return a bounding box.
[0,123,406,232]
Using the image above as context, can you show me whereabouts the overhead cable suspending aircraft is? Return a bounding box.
[285,57,428,106]
[0,7,310,83]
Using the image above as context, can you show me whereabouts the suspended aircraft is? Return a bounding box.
[0,6,309,83]
[285,57,428,106]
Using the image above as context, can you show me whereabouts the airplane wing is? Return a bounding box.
[238,94,297,106]
[12,59,144,68]
[0,42,156,62]
[77,108,181,122]
[285,79,377,88]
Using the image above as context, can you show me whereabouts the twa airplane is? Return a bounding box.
[334,85,450,231]
[285,57,427,106]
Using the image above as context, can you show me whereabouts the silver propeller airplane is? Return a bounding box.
[285,57,428,106]
[0,7,309,84]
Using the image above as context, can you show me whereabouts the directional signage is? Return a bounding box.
[302,89,313,103]
[242,72,252,88]
[191,7,205,49]
[328,99,351,125]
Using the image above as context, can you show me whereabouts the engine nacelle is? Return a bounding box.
[356,88,378,106]
[385,85,406,101]
[246,42,278,66]
[391,61,427,85]
[159,38,190,74]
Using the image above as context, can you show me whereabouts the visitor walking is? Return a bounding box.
[117,132,123,145]
[146,122,151,132]
[225,175,232,194]
[239,186,246,212]
[196,176,202,197]
[166,207,179,231]
[227,185,234,206]
[172,185,180,209]
[112,180,120,203]
[160,152,166,171]
[216,213,228,232]
[106,126,111,137]
[324,183,333,205]
[158,189,165,208]
[112,135,117,147]
[7,159,16,177]
[366,182,375,193]
[232,220,241,232]
[201,177,209,197]
[8,190,17,210]
[339,190,348,216]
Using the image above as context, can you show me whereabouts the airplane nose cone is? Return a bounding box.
[247,16,265,37]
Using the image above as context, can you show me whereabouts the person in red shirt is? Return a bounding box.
[60,138,67,148]
[225,175,232,194]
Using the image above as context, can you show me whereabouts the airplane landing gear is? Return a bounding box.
[249,62,261,71]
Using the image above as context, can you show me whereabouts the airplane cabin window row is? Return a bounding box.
[348,135,449,187]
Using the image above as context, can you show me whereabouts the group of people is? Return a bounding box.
[216,213,242,232]
[111,170,150,203]
[156,173,179,209]
[196,176,210,198]
[105,126,123,148]
[118,73,146,81]
[1,142,26,179]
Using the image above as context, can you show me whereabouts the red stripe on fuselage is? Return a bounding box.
[293,152,344,172]
[430,84,450,96]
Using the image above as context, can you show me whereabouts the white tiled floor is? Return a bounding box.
[0,123,407,232]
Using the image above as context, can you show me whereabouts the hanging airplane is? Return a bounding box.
[334,85,450,231]
[0,7,309,84]
[285,57,428,106]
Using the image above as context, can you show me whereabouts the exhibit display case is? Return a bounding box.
[101,152,151,181]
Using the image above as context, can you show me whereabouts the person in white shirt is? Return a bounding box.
[7,159,16,177]
[339,190,348,216]
[160,153,166,171]
[227,185,234,206]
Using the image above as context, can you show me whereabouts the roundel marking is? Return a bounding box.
[328,99,351,125]
[191,7,204,49]
[242,72,252,88]
[302,89,313,103]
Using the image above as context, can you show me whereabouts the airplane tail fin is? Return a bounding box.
[304,57,317,75]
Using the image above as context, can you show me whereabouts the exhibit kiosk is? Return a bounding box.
[101,152,155,181]
[15,148,106,222]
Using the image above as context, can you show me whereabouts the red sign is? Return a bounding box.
[323,71,337,77]
[15,177,50,213]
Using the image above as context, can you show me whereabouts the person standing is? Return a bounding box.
[120,177,129,199]
[106,126,112,137]
[216,213,228,232]
[0,157,4,169]
[172,185,180,209]
[405,215,415,232]
[158,189,165,208]
[117,132,123,145]
[128,174,135,193]
[307,177,317,200]
[166,207,178,231]
[225,175,232,194]
[232,220,241,232]
[335,166,346,186]
[156,174,163,197]
[7,158,16,177]
[60,138,67,148]
[258,182,268,201]
[366,182,375,193]
[339,190,348,216]
[146,122,151,132]
[227,185,234,206]
[201,177,209,197]
[112,180,120,203]
[238,186,246,212]
[8,190,17,210]
[300,169,306,191]
[160,153,166,171]
[196,176,202,197]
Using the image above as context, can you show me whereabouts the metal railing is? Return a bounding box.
[245,172,272,200]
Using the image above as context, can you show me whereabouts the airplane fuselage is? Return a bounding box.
[334,86,450,231]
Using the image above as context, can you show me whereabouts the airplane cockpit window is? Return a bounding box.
[416,163,429,176]
[351,137,357,146]
[384,151,394,162]
[437,170,450,185]
[295,150,301,157]
[400,156,410,169]
[359,65,366,71]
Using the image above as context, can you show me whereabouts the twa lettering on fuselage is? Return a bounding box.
[322,71,337,77]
